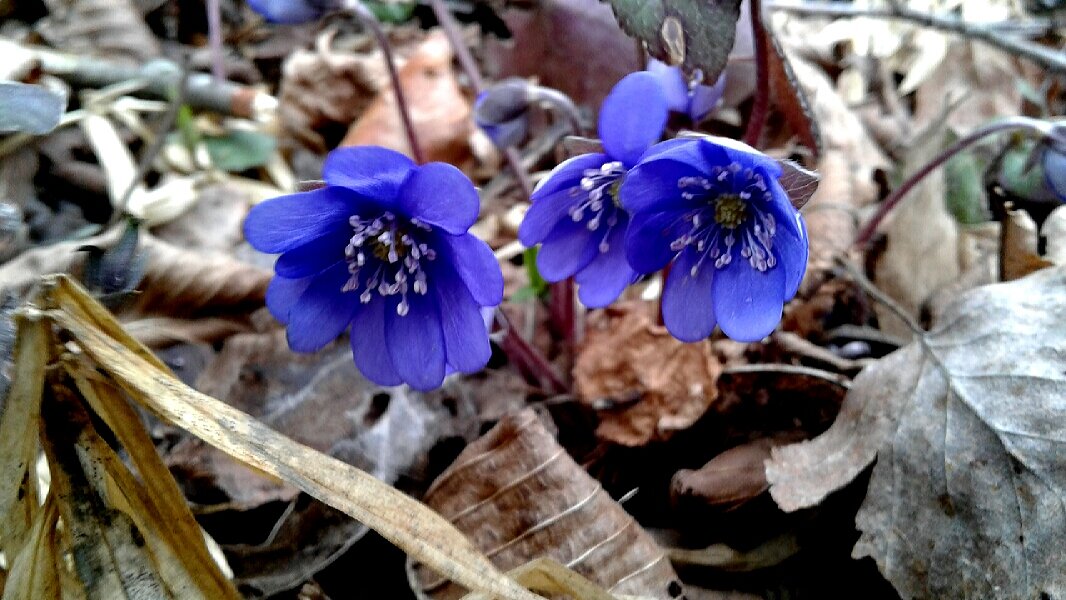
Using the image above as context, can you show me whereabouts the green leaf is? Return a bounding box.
[607,0,742,82]
[996,138,1050,200]
[365,1,416,23]
[523,247,548,298]
[203,129,276,172]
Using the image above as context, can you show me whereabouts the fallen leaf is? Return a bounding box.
[412,409,682,599]
[765,266,1066,599]
[37,0,161,64]
[1001,207,1053,281]
[672,436,804,513]
[574,302,722,446]
[342,30,476,166]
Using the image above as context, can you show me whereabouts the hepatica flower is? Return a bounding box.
[518,72,668,307]
[646,59,725,124]
[244,146,503,391]
[1043,143,1066,202]
[247,0,331,24]
[621,137,808,342]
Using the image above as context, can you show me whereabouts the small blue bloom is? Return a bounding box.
[473,80,531,149]
[518,71,668,307]
[621,136,808,343]
[646,59,726,124]
[244,146,503,391]
[1043,144,1066,202]
[247,0,331,24]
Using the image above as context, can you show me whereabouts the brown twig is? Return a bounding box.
[767,0,1066,73]
[342,0,425,164]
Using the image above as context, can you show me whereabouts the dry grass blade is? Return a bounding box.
[0,316,46,558]
[2,496,61,599]
[462,558,655,600]
[41,275,543,600]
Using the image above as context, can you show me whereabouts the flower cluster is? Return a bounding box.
[244,146,503,391]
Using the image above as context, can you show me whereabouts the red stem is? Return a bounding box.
[742,0,771,147]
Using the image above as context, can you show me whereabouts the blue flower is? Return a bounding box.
[473,80,531,149]
[247,0,331,24]
[518,71,668,307]
[646,59,726,124]
[1043,144,1066,202]
[620,136,808,342]
[244,146,503,391]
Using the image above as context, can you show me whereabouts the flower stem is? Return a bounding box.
[742,0,770,148]
[206,0,226,82]
[497,311,568,393]
[341,0,425,164]
[853,116,1062,247]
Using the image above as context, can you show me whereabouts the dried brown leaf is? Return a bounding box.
[151,182,255,254]
[342,30,476,166]
[574,303,722,446]
[412,410,682,599]
[672,436,802,513]
[913,42,1022,136]
[1,496,61,600]
[1002,207,1054,281]
[37,0,160,64]
[765,267,1066,598]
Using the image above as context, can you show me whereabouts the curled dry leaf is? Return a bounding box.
[1001,207,1055,281]
[671,436,804,513]
[412,410,682,599]
[341,30,476,166]
[789,57,887,281]
[765,267,1066,599]
[574,302,722,446]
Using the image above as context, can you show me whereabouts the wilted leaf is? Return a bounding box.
[0,82,66,135]
[574,303,722,446]
[607,0,742,84]
[672,437,802,513]
[765,267,1066,599]
[776,160,819,210]
[412,410,682,599]
[204,130,277,173]
[2,496,61,600]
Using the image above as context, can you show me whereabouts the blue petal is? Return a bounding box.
[247,0,322,23]
[244,187,360,254]
[535,219,599,281]
[765,178,809,299]
[574,221,637,308]
[712,254,787,342]
[286,263,360,352]
[662,249,717,342]
[385,292,446,391]
[350,295,402,387]
[520,186,581,246]
[599,72,668,166]
[688,73,726,122]
[533,153,610,199]
[398,162,479,234]
[274,228,350,279]
[1043,147,1066,201]
[624,209,686,274]
[322,146,415,204]
[439,234,503,306]
[433,266,492,373]
[619,159,702,216]
[646,59,691,115]
[266,275,311,324]
[698,136,782,178]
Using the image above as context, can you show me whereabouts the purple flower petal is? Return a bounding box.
[688,73,726,122]
[1044,147,1066,201]
[765,178,809,299]
[433,266,492,373]
[286,263,360,352]
[322,146,415,204]
[398,162,479,234]
[712,254,787,342]
[574,222,637,308]
[247,0,324,23]
[532,153,610,199]
[698,136,782,178]
[266,275,311,324]
[519,186,581,246]
[385,292,446,391]
[350,295,402,387]
[661,249,718,342]
[535,218,600,281]
[439,234,503,306]
[619,158,702,216]
[599,72,668,166]
[244,186,361,254]
[646,59,691,115]
[624,209,687,274]
[274,228,349,279]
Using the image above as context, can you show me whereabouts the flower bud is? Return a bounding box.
[473,79,533,149]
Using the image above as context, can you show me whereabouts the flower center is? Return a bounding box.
[342,212,436,317]
[714,194,746,229]
[670,163,778,275]
[569,161,626,253]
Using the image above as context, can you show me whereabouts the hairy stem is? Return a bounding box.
[768,0,1066,73]
[342,0,425,164]
[206,0,226,81]
[742,0,771,147]
[853,116,1062,247]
